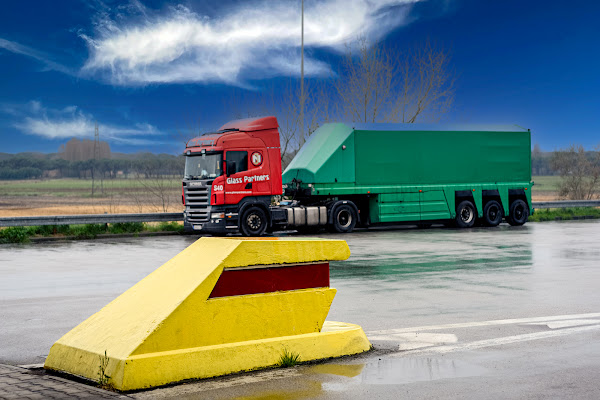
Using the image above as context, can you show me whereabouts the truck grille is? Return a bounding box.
[184,181,210,222]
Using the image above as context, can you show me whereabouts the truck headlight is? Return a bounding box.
[211,212,225,219]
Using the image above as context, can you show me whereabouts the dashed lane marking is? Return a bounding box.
[366,312,600,336]
[394,324,600,355]
[526,319,600,329]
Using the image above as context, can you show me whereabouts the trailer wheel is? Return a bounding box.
[455,200,476,228]
[240,207,268,236]
[483,200,503,227]
[506,199,529,226]
[331,204,357,233]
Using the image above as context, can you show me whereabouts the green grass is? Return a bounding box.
[277,349,301,367]
[108,222,145,234]
[0,221,183,243]
[0,178,182,197]
[532,176,561,193]
[0,227,30,244]
[530,207,600,222]
[97,350,112,389]
[145,221,184,233]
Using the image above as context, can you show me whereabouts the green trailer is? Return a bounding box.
[283,123,532,231]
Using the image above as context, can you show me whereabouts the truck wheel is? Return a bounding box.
[240,207,268,236]
[455,200,476,228]
[507,199,529,226]
[483,200,503,227]
[183,217,194,234]
[331,204,357,233]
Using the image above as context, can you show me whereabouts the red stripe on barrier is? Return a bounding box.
[209,263,330,298]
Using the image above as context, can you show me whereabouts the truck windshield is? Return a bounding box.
[184,153,222,179]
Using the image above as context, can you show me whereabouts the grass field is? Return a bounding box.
[0,178,182,197]
[0,176,562,217]
[532,176,561,193]
[0,178,183,216]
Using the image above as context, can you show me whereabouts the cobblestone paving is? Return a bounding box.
[0,364,127,399]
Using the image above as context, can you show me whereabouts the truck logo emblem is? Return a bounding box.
[251,152,262,166]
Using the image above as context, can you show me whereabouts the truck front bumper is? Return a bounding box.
[184,207,238,234]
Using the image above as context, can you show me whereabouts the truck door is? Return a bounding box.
[246,149,271,197]
[224,150,272,205]
[224,150,250,205]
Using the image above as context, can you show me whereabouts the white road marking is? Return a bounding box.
[393,324,600,356]
[525,319,600,329]
[367,313,600,336]
[369,332,458,351]
[369,332,457,342]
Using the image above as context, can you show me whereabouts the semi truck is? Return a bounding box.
[182,116,533,236]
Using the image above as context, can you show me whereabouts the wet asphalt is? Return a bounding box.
[1,220,599,399]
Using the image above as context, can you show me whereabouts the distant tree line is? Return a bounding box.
[531,144,555,176]
[0,154,184,180]
[1,148,596,180]
[59,138,111,162]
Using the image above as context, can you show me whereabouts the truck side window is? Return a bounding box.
[227,151,248,174]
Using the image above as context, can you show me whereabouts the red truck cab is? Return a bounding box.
[182,116,284,235]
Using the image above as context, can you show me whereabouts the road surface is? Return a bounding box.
[1,220,599,398]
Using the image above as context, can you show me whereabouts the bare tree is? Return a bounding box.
[551,144,600,200]
[137,174,176,212]
[333,36,394,123]
[531,143,543,176]
[220,37,455,168]
[225,81,322,167]
[393,39,455,123]
[332,37,455,124]
[277,80,324,159]
[172,111,205,150]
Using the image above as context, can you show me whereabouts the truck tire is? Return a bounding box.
[240,207,268,236]
[331,204,357,233]
[506,199,529,226]
[483,200,503,227]
[455,200,476,228]
[183,217,194,234]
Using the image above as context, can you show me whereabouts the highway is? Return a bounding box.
[1,220,599,398]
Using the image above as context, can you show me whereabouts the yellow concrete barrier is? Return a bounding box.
[44,237,371,391]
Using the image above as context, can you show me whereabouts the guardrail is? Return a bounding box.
[532,200,600,209]
[0,212,183,227]
[0,200,599,227]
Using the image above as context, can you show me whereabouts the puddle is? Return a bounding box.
[313,358,486,390]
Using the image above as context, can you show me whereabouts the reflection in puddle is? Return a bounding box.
[228,380,322,400]
[308,363,365,378]
[317,358,486,390]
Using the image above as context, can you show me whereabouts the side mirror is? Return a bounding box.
[226,161,237,177]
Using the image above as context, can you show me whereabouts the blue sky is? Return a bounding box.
[0,0,599,154]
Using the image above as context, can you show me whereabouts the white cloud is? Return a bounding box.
[81,0,419,86]
[0,38,73,75]
[9,101,162,145]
